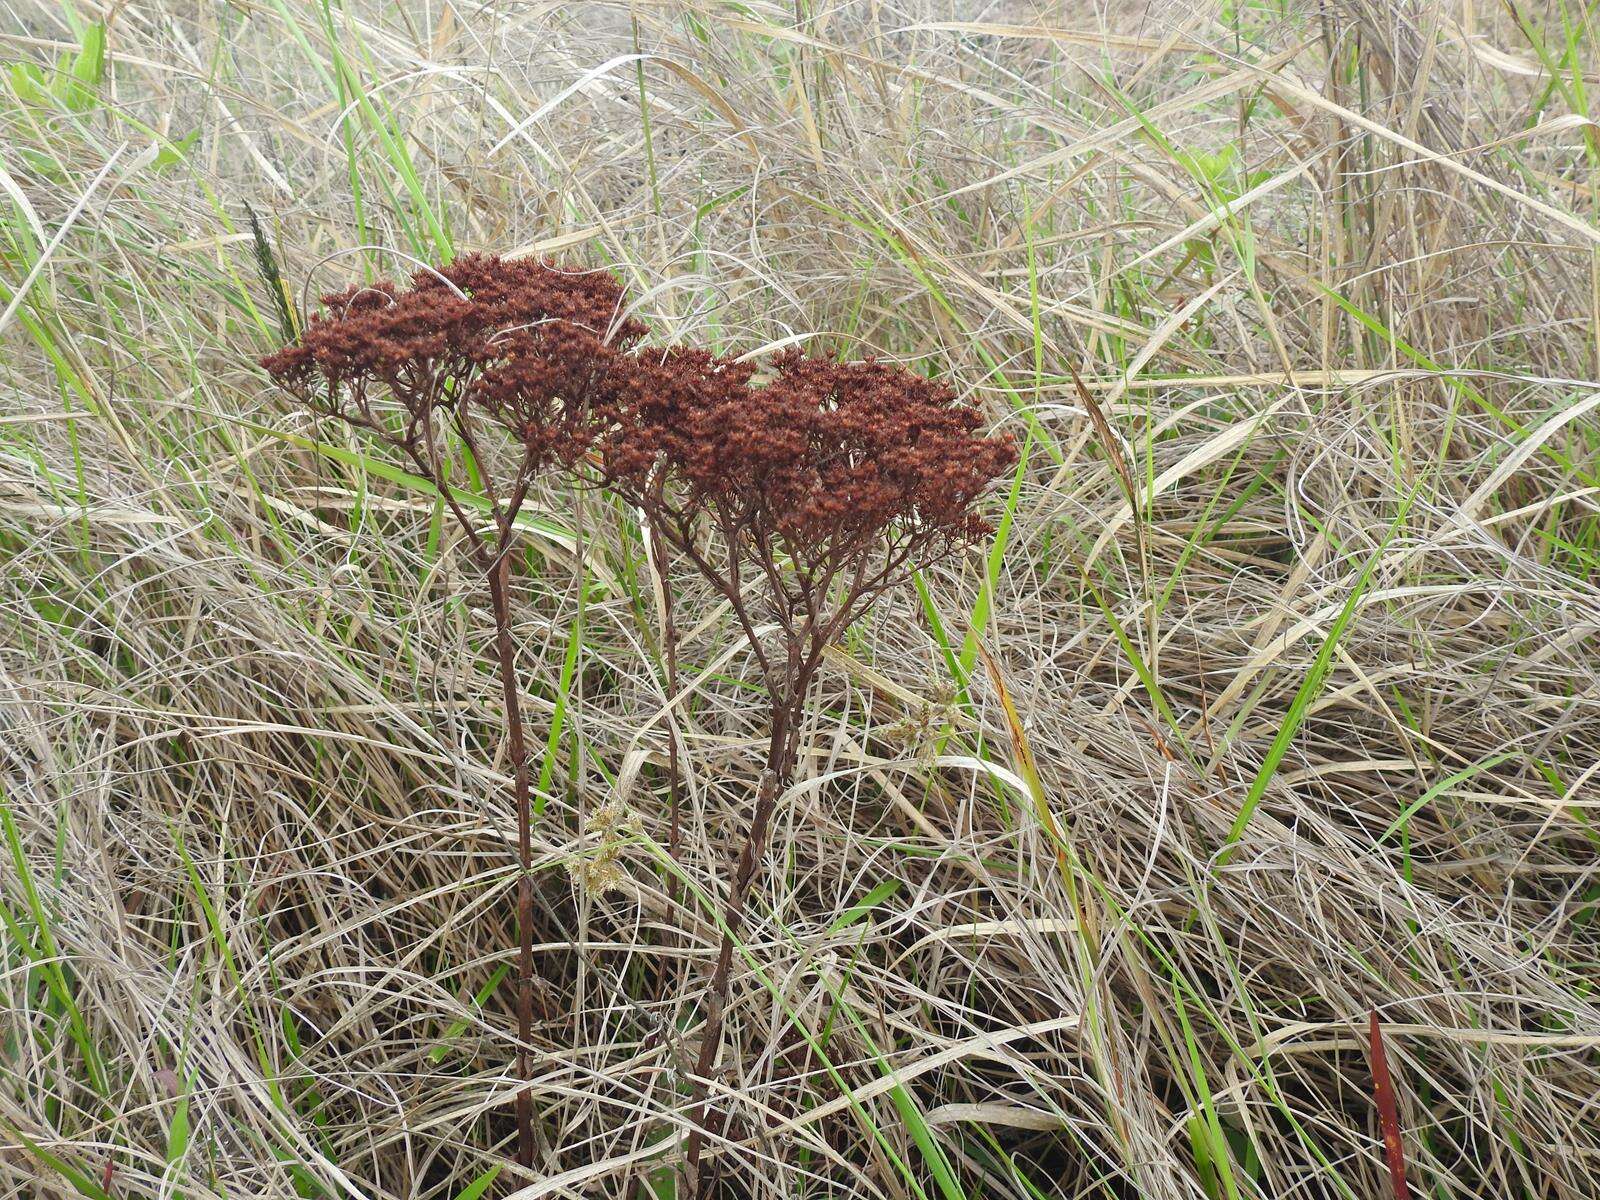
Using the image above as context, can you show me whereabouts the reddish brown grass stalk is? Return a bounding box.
[1370,1010,1412,1200]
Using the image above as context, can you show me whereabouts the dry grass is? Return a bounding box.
[2,1,1599,1198]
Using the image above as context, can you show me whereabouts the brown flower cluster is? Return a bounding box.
[261,253,643,472]
[599,347,1017,635]
[266,253,1014,606]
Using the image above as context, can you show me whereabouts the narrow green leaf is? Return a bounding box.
[827,879,902,934]
[452,1164,502,1200]
[1219,489,1417,863]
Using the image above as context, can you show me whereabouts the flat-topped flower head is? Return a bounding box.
[602,347,1016,618]
[467,322,633,471]
[750,351,1016,561]
[261,254,644,471]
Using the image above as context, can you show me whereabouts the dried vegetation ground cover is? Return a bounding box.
[2,2,1599,1198]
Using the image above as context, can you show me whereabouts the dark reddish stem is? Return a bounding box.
[649,515,684,865]
[487,551,536,1170]
[1369,1010,1411,1200]
[681,672,809,1195]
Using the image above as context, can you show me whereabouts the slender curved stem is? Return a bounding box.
[646,514,684,865]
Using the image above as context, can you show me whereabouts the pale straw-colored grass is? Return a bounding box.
[1,1,1598,1198]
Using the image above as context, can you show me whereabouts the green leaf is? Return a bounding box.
[61,24,105,113]
[428,963,511,1064]
[5,1125,112,1200]
[154,131,200,171]
[1379,753,1517,844]
[452,1164,502,1200]
[1218,487,1417,864]
[166,1082,191,1166]
[640,1164,677,1199]
[827,879,902,934]
[8,24,103,113]
[9,63,52,107]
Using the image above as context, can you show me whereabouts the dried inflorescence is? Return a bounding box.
[261,253,646,1174]
[264,252,1013,608]
[261,253,644,482]
[601,346,1017,656]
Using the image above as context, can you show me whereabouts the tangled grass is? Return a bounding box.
[2,1,1599,1198]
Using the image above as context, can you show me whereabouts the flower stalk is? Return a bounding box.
[595,348,1016,1192]
[262,254,643,1170]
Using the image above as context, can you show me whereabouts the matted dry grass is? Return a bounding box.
[2,2,1599,1198]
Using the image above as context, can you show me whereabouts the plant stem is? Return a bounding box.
[649,516,683,864]
[682,683,805,1193]
[487,552,536,1170]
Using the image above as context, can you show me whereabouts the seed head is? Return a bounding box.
[260,253,644,473]
[602,347,1017,580]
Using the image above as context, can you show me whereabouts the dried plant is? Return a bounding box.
[261,253,644,1169]
[599,347,1017,1189]
[264,267,1014,1184]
